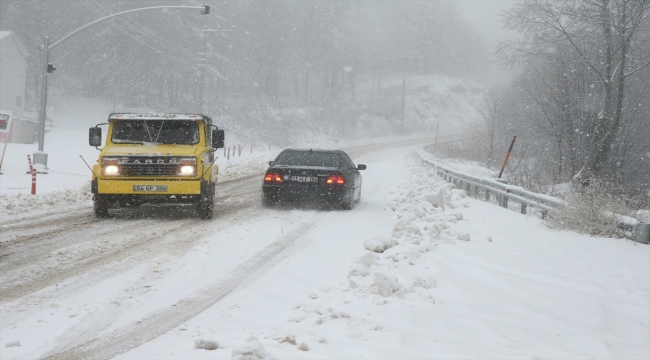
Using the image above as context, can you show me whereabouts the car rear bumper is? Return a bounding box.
[263,184,352,202]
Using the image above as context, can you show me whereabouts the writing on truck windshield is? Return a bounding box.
[274,151,341,167]
[111,120,199,145]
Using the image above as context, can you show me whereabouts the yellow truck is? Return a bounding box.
[88,113,224,219]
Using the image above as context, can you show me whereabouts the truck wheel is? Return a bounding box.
[198,188,214,220]
[199,203,214,220]
[94,195,109,218]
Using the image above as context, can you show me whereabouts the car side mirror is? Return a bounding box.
[212,129,225,149]
[357,164,367,170]
[89,127,102,147]
[268,161,274,167]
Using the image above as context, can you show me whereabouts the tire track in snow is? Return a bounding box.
[0,176,262,303]
[44,215,325,360]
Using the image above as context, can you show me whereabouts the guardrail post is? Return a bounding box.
[634,224,650,244]
[521,203,527,214]
[498,195,508,208]
[541,210,548,219]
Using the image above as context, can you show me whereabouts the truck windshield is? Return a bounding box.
[111,120,199,145]
[274,151,341,167]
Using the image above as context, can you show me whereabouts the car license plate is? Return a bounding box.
[133,185,168,192]
[291,176,317,182]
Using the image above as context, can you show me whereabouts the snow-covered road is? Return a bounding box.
[1,143,648,360]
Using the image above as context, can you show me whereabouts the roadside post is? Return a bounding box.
[498,136,517,179]
[27,155,36,194]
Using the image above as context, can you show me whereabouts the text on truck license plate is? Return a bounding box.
[133,185,168,192]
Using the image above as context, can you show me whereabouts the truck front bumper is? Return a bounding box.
[94,179,201,195]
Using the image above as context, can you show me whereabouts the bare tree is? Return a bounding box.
[498,0,650,179]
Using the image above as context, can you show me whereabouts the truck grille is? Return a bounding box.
[117,156,182,176]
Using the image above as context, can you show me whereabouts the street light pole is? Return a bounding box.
[198,27,234,114]
[38,36,50,152]
[35,5,210,166]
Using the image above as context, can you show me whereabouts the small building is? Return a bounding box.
[0,31,36,143]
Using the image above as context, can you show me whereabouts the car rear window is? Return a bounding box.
[274,151,340,167]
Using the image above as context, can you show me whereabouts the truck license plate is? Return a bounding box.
[133,185,168,192]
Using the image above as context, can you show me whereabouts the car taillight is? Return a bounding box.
[264,173,282,182]
[326,175,345,185]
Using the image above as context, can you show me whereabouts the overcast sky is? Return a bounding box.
[454,0,519,85]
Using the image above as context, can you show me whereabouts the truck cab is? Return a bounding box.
[89,113,224,219]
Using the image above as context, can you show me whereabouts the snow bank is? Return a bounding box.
[347,161,470,299]
[0,186,91,216]
[231,336,277,360]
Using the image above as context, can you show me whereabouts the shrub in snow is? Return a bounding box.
[232,336,277,360]
[5,341,20,348]
[279,335,296,345]
[372,272,403,297]
[547,178,635,238]
[195,339,219,350]
[298,342,310,351]
[639,210,650,224]
[364,236,395,253]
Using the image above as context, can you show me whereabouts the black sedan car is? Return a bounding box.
[262,149,366,209]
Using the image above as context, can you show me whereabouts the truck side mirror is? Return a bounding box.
[268,161,274,167]
[89,127,102,147]
[212,129,225,149]
[357,164,367,170]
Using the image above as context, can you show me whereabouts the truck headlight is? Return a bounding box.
[180,165,195,175]
[102,158,120,176]
[105,165,119,174]
[178,157,196,176]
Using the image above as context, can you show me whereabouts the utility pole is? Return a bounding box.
[198,27,234,114]
[401,59,406,127]
[35,5,210,168]
[401,55,422,127]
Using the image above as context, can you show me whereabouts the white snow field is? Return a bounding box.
[0,94,648,359]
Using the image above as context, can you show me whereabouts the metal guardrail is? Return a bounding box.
[417,146,649,244]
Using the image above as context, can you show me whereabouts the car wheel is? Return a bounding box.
[262,195,276,208]
[355,187,362,203]
[341,192,354,210]
[93,194,109,218]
